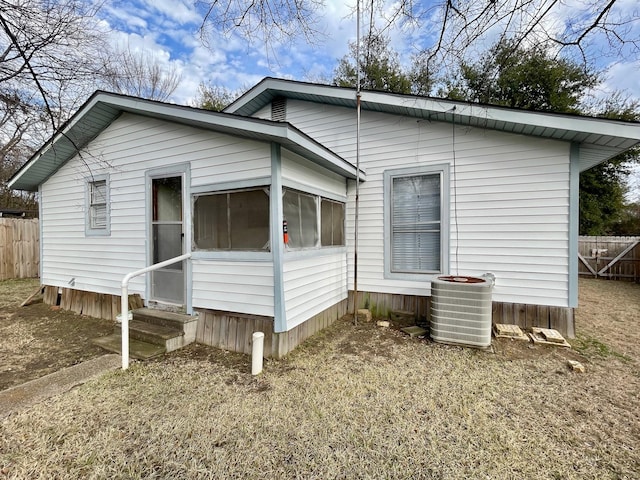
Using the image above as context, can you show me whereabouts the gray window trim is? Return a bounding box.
[282,187,347,251]
[85,174,110,237]
[191,176,272,195]
[383,164,450,280]
[282,178,347,203]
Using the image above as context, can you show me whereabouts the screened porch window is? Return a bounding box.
[321,199,345,246]
[283,189,318,248]
[385,165,449,276]
[193,188,270,251]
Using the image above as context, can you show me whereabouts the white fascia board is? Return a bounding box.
[229,78,640,143]
[384,94,640,141]
[111,96,363,179]
[10,91,362,190]
[8,94,108,190]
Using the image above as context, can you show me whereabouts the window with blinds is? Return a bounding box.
[384,165,449,277]
[87,177,110,235]
[391,174,441,272]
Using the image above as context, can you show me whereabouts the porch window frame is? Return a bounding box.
[320,197,345,247]
[192,185,271,253]
[282,187,347,251]
[383,164,450,280]
[85,174,110,237]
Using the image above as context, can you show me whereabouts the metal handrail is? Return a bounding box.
[120,253,192,370]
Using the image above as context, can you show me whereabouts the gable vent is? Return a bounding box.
[271,97,287,122]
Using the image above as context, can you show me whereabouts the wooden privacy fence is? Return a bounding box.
[578,236,640,282]
[0,218,39,280]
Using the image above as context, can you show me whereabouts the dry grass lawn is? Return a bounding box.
[1,278,639,479]
[0,278,115,391]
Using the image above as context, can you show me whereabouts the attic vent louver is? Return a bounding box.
[271,97,286,122]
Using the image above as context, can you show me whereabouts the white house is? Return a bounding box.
[9,78,640,356]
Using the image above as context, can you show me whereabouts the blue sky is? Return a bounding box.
[96,0,640,106]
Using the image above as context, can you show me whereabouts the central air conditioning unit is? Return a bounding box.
[430,274,494,348]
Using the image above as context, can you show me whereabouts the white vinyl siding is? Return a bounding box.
[40,113,273,306]
[283,251,347,330]
[281,149,346,199]
[279,148,349,327]
[192,260,274,316]
[282,99,572,307]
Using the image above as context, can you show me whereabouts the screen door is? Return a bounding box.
[150,176,184,304]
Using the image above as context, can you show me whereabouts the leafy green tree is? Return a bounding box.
[333,34,412,94]
[580,96,640,234]
[444,39,638,235]
[193,82,244,111]
[448,39,599,112]
[580,161,630,235]
[612,201,640,235]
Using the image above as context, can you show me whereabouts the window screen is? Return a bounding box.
[193,188,269,251]
[283,189,318,248]
[321,199,345,246]
[391,173,441,273]
[89,180,107,230]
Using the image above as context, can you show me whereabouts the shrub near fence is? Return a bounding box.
[0,218,39,280]
[578,236,640,282]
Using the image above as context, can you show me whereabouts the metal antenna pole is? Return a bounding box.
[353,0,361,320]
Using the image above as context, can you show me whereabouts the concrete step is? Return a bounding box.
[120,319,183,347]
[132,308,196,331]
[92,334,166,360]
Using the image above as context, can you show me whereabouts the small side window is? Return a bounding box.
[86,176,110,236]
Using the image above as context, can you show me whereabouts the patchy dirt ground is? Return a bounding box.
[0,279,115,391]
[0,277,639,479]
[3,277,636,392]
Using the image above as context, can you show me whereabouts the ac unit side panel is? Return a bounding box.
[430,275,494,348]
[430,331,492,348]
[431,310,490,324]
[431,298,493,312]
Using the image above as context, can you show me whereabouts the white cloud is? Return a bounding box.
[600,61,640,100]
[141,0,200,24]
[96,0,639,107]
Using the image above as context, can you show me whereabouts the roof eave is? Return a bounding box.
[226,78,640,165]
[9,92,362,191]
